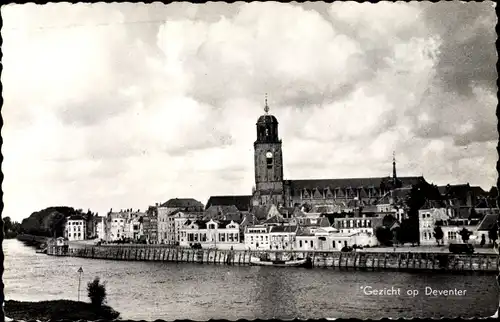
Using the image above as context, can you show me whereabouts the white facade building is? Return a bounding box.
[418,207,451,245]
[95,216,106,240]
[107,212,127,242]
[333,216,382,236]
[65,216,87,241]
[179,219,241,248]
[244,225,271,250]
[269,225,298,250]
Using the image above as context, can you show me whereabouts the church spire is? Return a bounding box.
[264,93,269,114]
[392,151,398,185]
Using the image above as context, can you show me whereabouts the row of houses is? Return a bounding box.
[63,183,499,248]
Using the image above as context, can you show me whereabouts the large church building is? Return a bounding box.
[207,100,426,213]
[251,99,426,209]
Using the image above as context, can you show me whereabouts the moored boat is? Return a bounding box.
[250,256,308,267]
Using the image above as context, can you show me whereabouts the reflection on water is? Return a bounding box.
[3,239,498,320]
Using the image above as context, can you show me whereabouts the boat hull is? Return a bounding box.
[250,257,308,267]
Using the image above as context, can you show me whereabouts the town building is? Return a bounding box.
[333,216,382,236]
[157,198,204,244]
[439,219,481,245]
[142,206,158,244]
[244,225,272,250]
[94,216,106,241]
[289,215,331,228]
[106,211,128,242]
[167,210,204,245]
[65,215,86,241]
[438,184,489,218]
[418,201,452,245]
[269,225,298,250]
[179,219,241,249]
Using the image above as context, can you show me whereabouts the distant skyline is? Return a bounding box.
[1,2,497,222]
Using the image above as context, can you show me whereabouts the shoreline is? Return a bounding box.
[4,300,120,321]
[47,243,499,273]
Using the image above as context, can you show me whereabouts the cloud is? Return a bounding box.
[1,2,497,222]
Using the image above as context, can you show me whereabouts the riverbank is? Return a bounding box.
[16,234,48,247]
[47,244,499,273]
[4,300,120,321]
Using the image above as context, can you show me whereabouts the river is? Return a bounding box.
[3,239,499,320]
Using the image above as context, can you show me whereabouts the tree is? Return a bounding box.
[3,217,22,239]
[398,217,420,246]
[433,225,444,246]
[87,277,107,307]
[488,224,498,244]
[459,227,471,244]
[375,226,393,246]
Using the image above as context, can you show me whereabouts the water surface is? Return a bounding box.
[4,239,498,320]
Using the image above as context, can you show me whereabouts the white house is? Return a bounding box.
[295,227,375,251]
[106,212,127,242]
[269,225,298,251]
[65,215,87,241]
[95,216,106,241]
[179,219,241,249]
[244,225,271,250]
[418,206,451,245]
[333,216,382,236]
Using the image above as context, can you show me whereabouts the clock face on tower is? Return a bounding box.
[266,151,273,158]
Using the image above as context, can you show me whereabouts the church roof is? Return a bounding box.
[205,195,252,211]
[287,176,424,191]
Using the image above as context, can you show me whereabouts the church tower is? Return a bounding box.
[253,95,284,206]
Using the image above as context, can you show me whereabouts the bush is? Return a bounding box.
[87,277,107,307]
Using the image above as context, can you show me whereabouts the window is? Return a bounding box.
[332,240,336,248]
[311,241,314,248]
[78,233,81,237]
[299,240,303,248]
[69,233,72,237]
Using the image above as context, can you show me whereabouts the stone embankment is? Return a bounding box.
[47,244,499,273]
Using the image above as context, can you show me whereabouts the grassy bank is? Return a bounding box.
[16,234,49,248]
[4,300,120,321]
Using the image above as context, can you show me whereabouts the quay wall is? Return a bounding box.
[47,245,499,273]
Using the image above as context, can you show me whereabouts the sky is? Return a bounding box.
[1,2,498,222]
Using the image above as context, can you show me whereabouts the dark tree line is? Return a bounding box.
[19,206,97,238]
[3,217,22,239]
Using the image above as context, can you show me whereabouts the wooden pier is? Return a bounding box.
[46,245,499,273]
